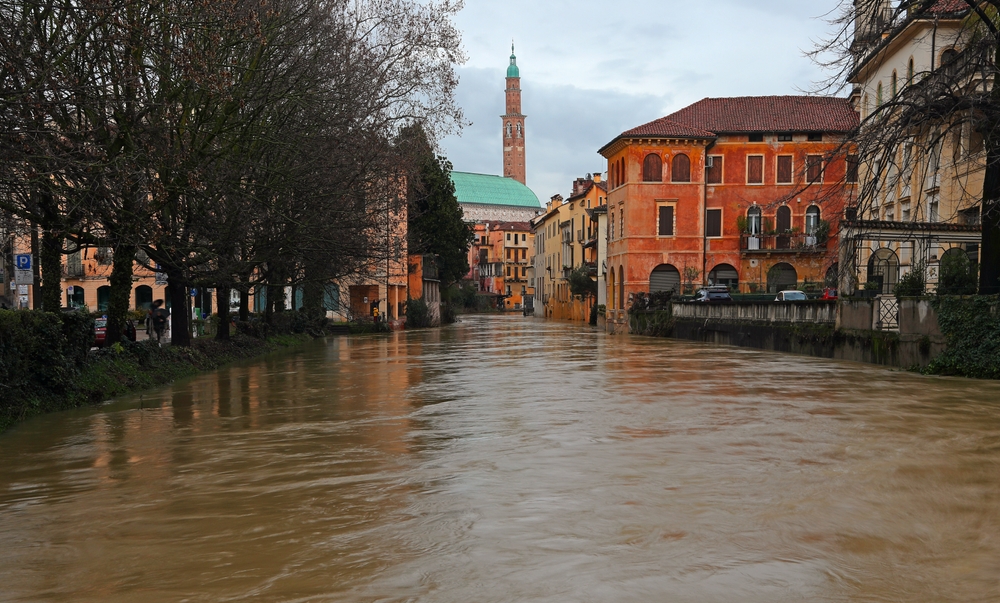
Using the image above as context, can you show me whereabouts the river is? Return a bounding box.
[1,315,999,602]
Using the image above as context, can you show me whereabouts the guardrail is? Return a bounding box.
[672,300,836,324]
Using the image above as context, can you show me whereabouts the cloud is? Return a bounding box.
[440,0,842,200]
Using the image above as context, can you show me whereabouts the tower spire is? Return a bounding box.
[502,44,525,185]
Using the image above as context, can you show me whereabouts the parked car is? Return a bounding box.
[694,286,734,303]
[821,287,838,300]
[775,290,807,302]
[93,318,137,348]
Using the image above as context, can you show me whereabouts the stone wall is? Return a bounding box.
[461,204,541,224]
[630,299,947,370]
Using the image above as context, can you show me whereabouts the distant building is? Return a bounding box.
[452,171,542,223]
[467,220,534,310]
[532,174,607,321]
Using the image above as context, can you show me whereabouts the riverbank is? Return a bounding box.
[1,308,330,433]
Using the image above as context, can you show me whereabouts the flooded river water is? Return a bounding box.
[1,315,999,602]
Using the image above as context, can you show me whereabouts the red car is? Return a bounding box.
[93,318,136,348]
[821,287,838,300]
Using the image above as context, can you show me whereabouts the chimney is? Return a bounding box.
[592,172,601,184]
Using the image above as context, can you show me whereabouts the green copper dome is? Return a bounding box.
[507,43,519,78]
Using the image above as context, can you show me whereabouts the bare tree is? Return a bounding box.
[812,0,1000,293]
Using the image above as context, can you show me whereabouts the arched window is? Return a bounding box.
[805,205,821,235]
[867,248,900,295]
[907,57,914,82]
[610,162,616,188]
[97,285,111,312]
[825,263,840,289]
[516,123,522,138]
[876,82,883,107]
[891,70,898,97]
[134,285,153,310]
[671,153,691,182]
[68,287,85,309]
[862,94,869,119]
[620,158,626,185]
[618,266,625,310]
[941,48,959,75]
[747,206,762,235]
[506,122,512,138]
[642,153,663,182]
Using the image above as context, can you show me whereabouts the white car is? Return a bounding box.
[775,290,807,302]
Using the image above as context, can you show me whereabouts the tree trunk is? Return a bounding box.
[105,244,135,344]
[167,268,190,347]
[239,288,249,321]
[301,261,325,318]
[216,285,231,341]
[40,229,62,312]
[30,226,41,309]
[981,140,1000,293]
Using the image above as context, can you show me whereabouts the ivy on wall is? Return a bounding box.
[926,296,1000,379]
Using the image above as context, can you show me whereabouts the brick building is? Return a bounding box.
[598,96,859,321]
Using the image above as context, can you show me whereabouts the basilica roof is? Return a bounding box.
[451,172,541,209]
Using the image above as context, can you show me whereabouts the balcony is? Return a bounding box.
[741,234,826,253]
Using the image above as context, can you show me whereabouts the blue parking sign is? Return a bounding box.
[15,254,31,271]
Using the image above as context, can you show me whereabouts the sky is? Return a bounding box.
[439,0,845,204]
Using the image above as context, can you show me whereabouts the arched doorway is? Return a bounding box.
[867,248,900,295]
[649,264,681,295]
[67,287,85,309]
[618,266,625,310]
[135,285,153,310]
[708,264,739,290]
[97,286,111,312]
[608,268,616,310]
[767,263,798,293]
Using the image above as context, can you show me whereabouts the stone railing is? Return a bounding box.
[672,301,837,324]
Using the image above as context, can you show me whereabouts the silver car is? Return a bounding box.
[775,290,807,302]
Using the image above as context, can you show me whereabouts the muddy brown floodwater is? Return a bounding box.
[1,315,999,602]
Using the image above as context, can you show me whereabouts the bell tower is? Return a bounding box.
[502,43,526,185]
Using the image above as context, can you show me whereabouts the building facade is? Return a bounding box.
[845,0,983,295]
[598,96,859,323]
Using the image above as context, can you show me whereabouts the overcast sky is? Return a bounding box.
[439,0,844,203]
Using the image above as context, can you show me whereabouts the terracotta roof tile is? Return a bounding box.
[662,96,859,134]
[928,0,970,14]
[620,117,716,139]
[491,221,532,232]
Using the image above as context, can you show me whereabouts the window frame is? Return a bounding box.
[705,208,723,239]
[806,155,824,184]
[746,154,765,185]
[671,153,691,183]
[656,201,677,238]
[706,155,724,184]
[776,155,794,185]
[642,153,663,182]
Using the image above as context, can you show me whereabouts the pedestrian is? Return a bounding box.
[151,300,170,343]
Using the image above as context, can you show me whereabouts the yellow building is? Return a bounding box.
[531,174,606,320]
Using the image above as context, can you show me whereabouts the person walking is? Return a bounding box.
[151,300,170,343]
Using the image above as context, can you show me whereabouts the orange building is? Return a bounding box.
[467,221,533,310]
[598,96,859,323]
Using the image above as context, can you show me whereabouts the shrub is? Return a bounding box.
[404,298,431,329]
[442,303,457,324]
[894,263,926,299]
[938,252,978,295]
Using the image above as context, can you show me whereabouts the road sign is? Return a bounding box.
[14,254,31,271]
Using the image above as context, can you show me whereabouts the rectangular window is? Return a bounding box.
[846,154,859,183]
[506,233,511,240]
[706,209,722,238]
[749,133,764,142]
[776,156,793,184]
[522,267,527,277]
[706,155,723,184]
[658,205,674,236]
[778,133,792,142]
[807,133,823,142]
[747,155,764,184]
[807,155,823,183]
